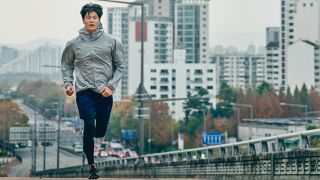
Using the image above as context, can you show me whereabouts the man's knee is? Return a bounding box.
[83,116,95,126]
[94,131,106,138]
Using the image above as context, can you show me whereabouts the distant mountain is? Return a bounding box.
[7,38,66,50]
[0,46,18,65]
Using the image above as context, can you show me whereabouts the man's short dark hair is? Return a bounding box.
[80,3,103,19]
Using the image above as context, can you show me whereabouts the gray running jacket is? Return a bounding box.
[61,26,125,93]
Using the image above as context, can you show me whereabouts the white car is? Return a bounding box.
[73,144,83,153]
[99,151,108,157]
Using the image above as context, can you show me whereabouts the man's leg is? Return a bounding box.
[83,117,95,165]
[76,90,97,165]
[95,95,113,138]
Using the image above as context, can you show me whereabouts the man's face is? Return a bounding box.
[83,11,100,33]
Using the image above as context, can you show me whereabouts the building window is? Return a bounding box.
[151,86,157,90]
[160,86,168,91]
[161,94,168,99]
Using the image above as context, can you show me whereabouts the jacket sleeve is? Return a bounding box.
[106,39,126,91]
[61,41,75,89]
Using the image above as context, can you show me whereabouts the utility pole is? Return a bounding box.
[43,115,46,171]
[56,100,61,169]
[32,109,37,174]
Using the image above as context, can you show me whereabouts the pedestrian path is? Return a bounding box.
[1,178,200,180]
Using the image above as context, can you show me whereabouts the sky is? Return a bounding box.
[0,0,280,50]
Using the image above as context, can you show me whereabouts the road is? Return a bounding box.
[8,100,115,177]
[9,142,115,177]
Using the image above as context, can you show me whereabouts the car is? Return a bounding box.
[72,142,82,148]
[99,151,108,157]
[41,142,53,147]
[73,144,83,153]
[94,149,99,157]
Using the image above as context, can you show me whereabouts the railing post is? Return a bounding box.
[154,156,159,163]
[186,152,192,161]
[276,138,286,152]
[161,155,166,163]
[299,134,310,149]
[208,149,214,159]
[169,154,174,162]
[220,147,227,158]
[232,145,240,156]
[260,141,269,153]
[196,151,202,160]
[248,143,256,155]
[177,153,183,161]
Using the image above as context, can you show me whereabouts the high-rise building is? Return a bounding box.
[212,46,266,91]
[127,16,173,95]
[265,27,281,91]
[280,0,298,90]
[0,43,62,74]
[174,0,210,64]
[286,0,320,91]
[127,1,174,95]
[145,49,216,120]
[107,7,129,101]
[287,40,320,91]
[266,27,280,45]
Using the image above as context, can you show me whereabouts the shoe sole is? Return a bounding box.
[88,173,99,179]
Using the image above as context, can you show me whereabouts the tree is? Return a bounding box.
[147,102,173,152]
[16,79,65,118]
[257,81,273,95]
[107,99,139,142]
[183,87,210,120]
[283,86,295,117]
[300,83,309,111]
[213,83,237,118]
[0,80,12,94]
[0,99,29,141]
[309,87,320,114]
[216,83,237,103]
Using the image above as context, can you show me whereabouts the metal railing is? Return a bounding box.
[33,129,320,177]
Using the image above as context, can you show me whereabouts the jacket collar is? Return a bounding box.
[79,24,104,41]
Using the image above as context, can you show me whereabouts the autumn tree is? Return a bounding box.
[107,99,139,143]
[309,87,320,115]
[16,79,65,118]
[0,99,28,141]
[147,102,174,152]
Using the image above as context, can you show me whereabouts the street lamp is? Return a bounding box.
[21,109,38,174]
[97,0,146,155]
[28,95,62,170]
[306,111,320,116]
[221,106,240,141]
[231,103,253,119]
[280,102,308,118]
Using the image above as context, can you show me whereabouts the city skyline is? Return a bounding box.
[0,0,280,50]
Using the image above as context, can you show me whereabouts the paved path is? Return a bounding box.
[1,178,201,180]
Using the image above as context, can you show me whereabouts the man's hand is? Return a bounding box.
[65,86,74,96]
[101,86,113,97]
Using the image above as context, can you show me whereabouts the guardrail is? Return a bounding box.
[33,129,320,178]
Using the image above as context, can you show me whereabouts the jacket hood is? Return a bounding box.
[79,24,104,41]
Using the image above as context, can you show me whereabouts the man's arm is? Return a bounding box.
[105,39,126,92]
[61,41,75,96]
